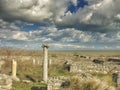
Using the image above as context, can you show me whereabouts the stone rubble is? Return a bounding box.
[70,61,120,74]
[0,74,12,90]
[48,76,68,90]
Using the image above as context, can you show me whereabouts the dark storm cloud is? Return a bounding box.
[0,0,74,23]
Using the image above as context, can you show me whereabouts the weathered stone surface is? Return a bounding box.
[42,44,49,83]
[70,61,120,74]
[0,74,12,90]
[117,72,120,87]
[0,60,5,71]
[48,76,68,90]
[11,76,20,82]
[22,80,31,84]
[11,60,20,82]
[12,60,17,77]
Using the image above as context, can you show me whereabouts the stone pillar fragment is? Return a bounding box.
[12,60,17,77]
[42,44,50,83]
[32,59,35,65]
[11,59,19,81]
[37,60,40,65]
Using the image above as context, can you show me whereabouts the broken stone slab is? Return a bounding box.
[22,80,31,84]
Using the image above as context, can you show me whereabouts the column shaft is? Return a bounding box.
[12,60,17,77]
[43,47,48,82]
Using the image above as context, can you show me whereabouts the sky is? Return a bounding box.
[0,0,120,50]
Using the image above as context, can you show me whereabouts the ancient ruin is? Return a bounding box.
[42,44,50,83]
[70,61,120,74]
[0,47,120,90]
[12,59,17,77]
[11,59,19,81]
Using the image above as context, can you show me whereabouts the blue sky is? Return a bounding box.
[0,0,120,50]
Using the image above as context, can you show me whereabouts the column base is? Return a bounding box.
[41,80,48,84]
[11,76,20,81]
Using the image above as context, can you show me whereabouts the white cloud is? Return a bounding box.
[0,0,75,23]
[116,46,120,49]
[20,26,120,43]
[0,25,120,49]
[0,0,120,33]
[71,0,77,6]
[0,0,51,21]
[22,26,120,43]
[12,32,28,40]
[115,14,120,19]
[0,19,20,30]
[56,0,120,32]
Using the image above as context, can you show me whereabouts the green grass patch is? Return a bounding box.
[93,73,114,86]
[50,70,70,76]
[12,81,33,90]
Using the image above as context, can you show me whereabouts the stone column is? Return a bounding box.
[12,59,19,81]
[42,44,50,83]
[32,59,35,65]
[12,59,17,77]
[47,84,53,90]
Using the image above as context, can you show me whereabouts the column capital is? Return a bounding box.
[42,44,50,48]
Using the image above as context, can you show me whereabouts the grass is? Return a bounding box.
[1,49,119,90]
[13,81,47,90]
[70,77,115,90]
[50,69,70,76]
[49,64,70,77]
[12,59,69,89]
[92,73,115,87]
[12,81,33,90]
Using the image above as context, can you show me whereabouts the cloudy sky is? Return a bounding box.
[0,0,120,50]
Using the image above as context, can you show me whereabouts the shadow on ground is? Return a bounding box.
[31,86,47,90]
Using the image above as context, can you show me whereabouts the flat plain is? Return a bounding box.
[0,49,120,90]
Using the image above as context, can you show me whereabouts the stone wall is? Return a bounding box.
[70,61,120,74]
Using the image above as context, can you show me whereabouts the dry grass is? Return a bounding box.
[70,77,115,90]
[0,48,120,90]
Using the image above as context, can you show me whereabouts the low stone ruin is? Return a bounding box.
[112,72,120,88]
[108,58,120,62]
[93,59,104,64]
[0,74,12,90]
[73,73,93,80]
[70,61,120,74]
[48,76,68,90]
